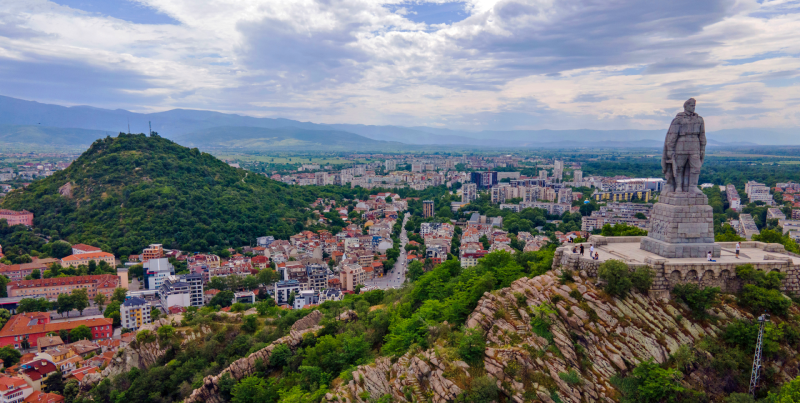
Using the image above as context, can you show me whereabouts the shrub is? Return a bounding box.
[558,369,582,385]
[737,284,791,317]
[269,343,292,368]
[598,260,632,298]
[736,264,784,290]
[766,375,800,402]
[631,267,654,293]
[672,284,719,318]
[457,328,485,365]
[611,359,684,403]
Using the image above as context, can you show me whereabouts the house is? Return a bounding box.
[203,289,220,304]
[0,374,33,402]
[18,358,58,391]
[67,340,102,358]
[65,366,99,386]
[0,313,113,348]
[35,336,63,353]
[60,252,116,268]
[0,209,34,226]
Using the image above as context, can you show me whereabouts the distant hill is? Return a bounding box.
[173,126,400,150]
[0,134,342,255]
[0,125,116,146]
[0,95,796,147]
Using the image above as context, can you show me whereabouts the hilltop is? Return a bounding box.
[0,133,344,255]
[172,126,399,150]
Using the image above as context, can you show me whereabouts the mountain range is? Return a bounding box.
[0,95,795,149]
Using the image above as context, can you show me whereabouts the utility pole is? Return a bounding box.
[749,312,770,397]
[149,121,152,136]
[127,118,130,134]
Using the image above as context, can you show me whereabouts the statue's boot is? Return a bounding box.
[689,173,703,194]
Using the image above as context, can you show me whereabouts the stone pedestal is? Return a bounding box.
[640,192,721,258]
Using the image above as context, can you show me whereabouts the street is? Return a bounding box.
[364,212,410,290]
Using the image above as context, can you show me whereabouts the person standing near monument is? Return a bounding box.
[736,241,741,258]
[663,98,706,193]
[580,244,584,255]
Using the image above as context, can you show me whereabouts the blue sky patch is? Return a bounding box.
[51,0,180,25]
[390,1,470,25]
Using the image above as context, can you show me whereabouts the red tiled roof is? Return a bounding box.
[25,391,65,402]
[9,274,119,291]
[0,374,28,391]
[0,312,113,338]
[71,244,101,252]
[61,252,114,262]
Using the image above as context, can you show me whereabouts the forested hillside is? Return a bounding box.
[0,134,345,256]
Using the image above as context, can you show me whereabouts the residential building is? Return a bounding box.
[423,200,434,218]
[293,290,319,309]
[745,181,773,205]
[738,214,761,240]
[0,312,113,348]
[385,160,396,171]
[233,291,256,304]
[274,280,301,306]
[573,170,583,184]
[726,184,741,212]
[0,262,53,283]
[460,251,487,268]
[25,391,66,402]
[767,208,786,220]
[180,273,204,307]
[0,210,34,226]
[60,251,115,268]
[793,209,800,220]
[143,258,175,290]
[158,276,191,309]
[461,183,477,203]
[339,264,366,292]
[0,374,33,403]
[141,244,164,263]
[35,336,63,353]
[256,236,275,247]
[120,297,150,331]
[557,187,572,204]
[18,358,57,392]
[553,160,563,181]
[8,274,119,301]
[470,171,498,189]
[591,189,651,203]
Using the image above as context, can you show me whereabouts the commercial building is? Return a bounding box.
[143,258,175,290]
[0,209,34,226]
[8,274,119,301]
[422,200,434,218]
[120,297,150,331]
[0,312,113,348]
[60,251,115,268]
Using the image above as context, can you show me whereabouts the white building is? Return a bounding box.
[120,297,151,331]
[144,258,175,290]
[745,181,774,205]
[159,276,192,308]
[462,183,477,203]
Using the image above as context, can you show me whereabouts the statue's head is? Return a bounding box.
[684,98,696,114]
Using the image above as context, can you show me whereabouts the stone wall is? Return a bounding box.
[555,240,800,297]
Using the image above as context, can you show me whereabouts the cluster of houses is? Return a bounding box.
[0,311,132,402]
[458,213,550,267]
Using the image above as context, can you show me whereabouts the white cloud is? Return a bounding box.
[0,0,798,130]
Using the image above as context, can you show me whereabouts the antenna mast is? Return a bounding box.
[127,118,130,134]
[749,313,770,397]
[149,121,152,136]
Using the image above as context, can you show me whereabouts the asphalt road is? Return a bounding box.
[364,212,410,290]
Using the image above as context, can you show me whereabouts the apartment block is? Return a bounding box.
[120,297,150,331]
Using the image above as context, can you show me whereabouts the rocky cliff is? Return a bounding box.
[322,268,799,402]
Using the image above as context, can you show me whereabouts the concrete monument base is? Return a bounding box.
[639,192,720,258]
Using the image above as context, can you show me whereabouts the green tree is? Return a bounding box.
[0,345,22,366]
[257,269,279,286]
[407,260,424,282]
[270,343,292,368]
[631,267,654,293]
[672,284,719,318]
[598,260,632,298]
[63,379,80,403]
[0,308,11,330]
[208,277,228,291]
[151,306,161,321]
[70,325,92,341]
[479,235,490,250]
[111,287,127,303]
[457,328,485,365]
[232,376,274,403]
[93,292,107,312]
[156,324,175,344]
[241,314,259,333]
[0,275,8,298]
[613,359,684,403]
[767,375,800,402]
[737,284,791,316]
[49,241,73,259]
[209,290,235,308]
[43,370,65,393]
[56,293,74,317]
[31,269,41,279]
[71,288,89,315]
[17,297,50,313]
[104,301,121,326]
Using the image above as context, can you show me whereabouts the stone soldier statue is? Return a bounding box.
[662,98,705,193]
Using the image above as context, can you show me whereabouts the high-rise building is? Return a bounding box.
[462,183,477,203]
[573,170,583,184]
[385,160,396,171]
[558,187,573,204]
[120,297,150,331]
[539,170,548,179]
[554,160,564,182]
[470,171,498,189]
[141,244,164,262]
[144,258,175,290]
[423,200,435,218]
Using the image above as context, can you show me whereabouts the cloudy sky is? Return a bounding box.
[1,0,799,131]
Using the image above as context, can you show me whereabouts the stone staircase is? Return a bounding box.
[504,301,527,332]
[397,353,427,402]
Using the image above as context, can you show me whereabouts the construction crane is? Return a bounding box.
[749,312,770,397]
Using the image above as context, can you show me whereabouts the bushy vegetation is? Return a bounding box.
[672,283,719,319]
[601,222,648,237]
[735,264,792,317]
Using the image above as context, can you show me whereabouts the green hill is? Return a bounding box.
[0,133,338,256]
[173,126,402,150]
